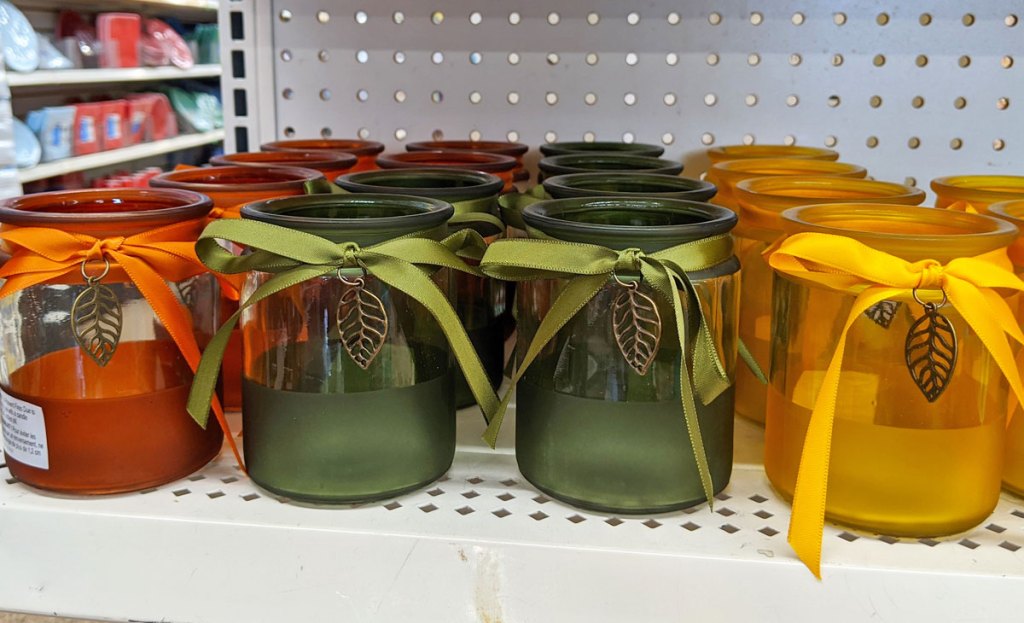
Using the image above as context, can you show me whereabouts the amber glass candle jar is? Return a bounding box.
[767,204,1017,536]
[706,144,840,164]
[931,175,1024,210]
[985,200,1024,497]
[151,166,327,411]
[336,168,506,408]
[709,158,867,210]
[261,139,385,172]
[537,154,682,181]
[0,189,223,494]
[210,151,358,183]
[542,172,716,201]
[377,150,519,193]
[539,141,665,158]
[731,177,926,425]
[406,140,530,182]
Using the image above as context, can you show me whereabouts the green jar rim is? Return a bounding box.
[241,194,454,243]
[522,197,736,251]
[538,154,683,177]
[336,168,503,201]
[542,172,716,201]
[539,141,665,157]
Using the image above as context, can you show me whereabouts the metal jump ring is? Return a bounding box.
[337,263,369,287]
[612,272,639,290]
[80,258,111,282]
[912,287,948,308]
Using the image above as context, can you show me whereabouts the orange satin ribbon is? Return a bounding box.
[0,218,243,468]
[767,232,1024,578]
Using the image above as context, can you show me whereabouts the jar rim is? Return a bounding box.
[523,196,736,251]
[735,175,925,202]
[781,203,1018,259]
[542,172,716,199]
[707,144,840,162]
[539,141,665,157]
[376,150,518,172]
[336,168,503,200]
[406,140,528,157]
[210,150,358,170]
[261,139,385,157]
[988,199,1024,225]
[930,175,1024,205]
[150,166,325,192]
[241,193,454,235]
[0,188,213,225]
[538,153,683,176]
[711,158,867,178]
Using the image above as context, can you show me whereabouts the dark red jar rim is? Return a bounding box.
[0,188,213,226]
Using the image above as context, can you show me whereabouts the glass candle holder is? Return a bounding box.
[261,138,385,172]
[731,177,926,424]
[512,197,739,513]
[931,175,1024,210]
[709,158,867,211]
[539,141,665,158]
[210,151,358,183]
[985,200,1024,497]
[537,153,683,181]
[150,166,328,411]
[706,144,840,164]
[767,203,1018,536]
[542,172,717,202]
[406,140,530,182]
[235,195,459,502]
[336,168,506,408]
[0,189,223,494]
[376,150,519,193]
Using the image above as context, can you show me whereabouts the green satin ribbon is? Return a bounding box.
[497,186,548,230]
[479,232,736,507]
[186,218,500,427]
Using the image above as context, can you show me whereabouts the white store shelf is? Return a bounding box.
[11,0,217,20]
[7,65,222,88]
[1,408,1023,622]
[16,129,224,182]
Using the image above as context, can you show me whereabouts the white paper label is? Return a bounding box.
[1,388,48,469]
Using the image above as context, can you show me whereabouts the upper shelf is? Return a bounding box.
[7,64,221,88]
[11,0,217,20]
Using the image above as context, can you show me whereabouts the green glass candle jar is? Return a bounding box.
[537,153,683,181]
[484,197,739,513]
[539,141,665,158]
[201,194,478,503]
[542,172,717,202]
[336,168,507,408]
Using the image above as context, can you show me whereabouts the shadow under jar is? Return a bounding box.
[514,197,739,513]
[537,153,683,182]
[0,189,223,494]
[766,204,1018,536]
[730,176,926,425]
[542,172,717,202]
[336,168,507,408]
[261,138,386,172]
[238,195,458,502]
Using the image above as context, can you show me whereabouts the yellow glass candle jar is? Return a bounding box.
[766,204,1020,552]
[705,145,839,195]
[709,158,867,211]
[931,175,1024,210]
[986,199,1024,497]
[731,177,925,424]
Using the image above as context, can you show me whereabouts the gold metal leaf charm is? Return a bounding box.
[904,291,957,403]
[336,274,388,369]
[176,276,198,309]
[865,300,902,329]
[71,260,122,367]
[611,275,663,376]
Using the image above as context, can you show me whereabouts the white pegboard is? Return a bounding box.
[220,1,1023,192]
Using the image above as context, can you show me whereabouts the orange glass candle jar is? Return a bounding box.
[210,151,358,183]
[706,144,840,164]
[765,204,1019,546]
[262,139,385,172]
[731,177,925,424]
[709,158,867,210]
[931,175,1024,210]
[986,200,1024,497]
[406,140,530,182]
[150,166,327,410]
[0,189,224,494]
[377,150,519,193]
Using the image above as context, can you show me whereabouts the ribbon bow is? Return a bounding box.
[185,218,500,426]
[479,233,736,507]
[0,218,243,467]
[767,232,1024,578]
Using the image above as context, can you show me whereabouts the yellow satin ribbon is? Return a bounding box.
[766,232,1024,578]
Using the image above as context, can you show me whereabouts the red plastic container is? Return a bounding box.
[73,103,102,155]
[99,100,128,150]
[97,13,142,68]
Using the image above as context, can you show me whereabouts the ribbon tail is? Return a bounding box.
[738,339,768,384]
[482,273,609,448]
[788,287,895,579]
